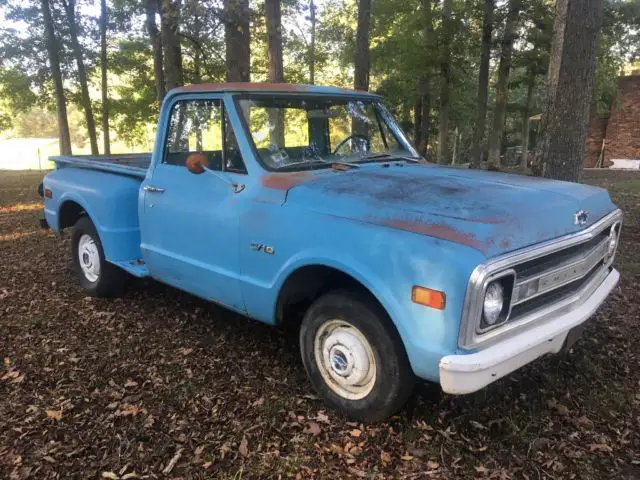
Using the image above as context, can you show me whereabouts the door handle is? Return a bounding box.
[143,185,165,193]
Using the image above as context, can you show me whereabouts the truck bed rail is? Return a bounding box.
[51,153,152,178]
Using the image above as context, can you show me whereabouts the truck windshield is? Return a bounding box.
[237,96,417,171]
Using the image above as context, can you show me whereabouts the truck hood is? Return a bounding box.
[283,164,616,258]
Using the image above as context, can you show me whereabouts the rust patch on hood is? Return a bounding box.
[379,219,484,251]
[261,172,311,191]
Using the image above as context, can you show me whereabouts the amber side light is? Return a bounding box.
[44,189,53,199]
[412,286,446,310]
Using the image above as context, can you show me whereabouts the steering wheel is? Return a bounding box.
[332,134,370,155]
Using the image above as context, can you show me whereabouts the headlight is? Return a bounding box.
[483,282,505,326]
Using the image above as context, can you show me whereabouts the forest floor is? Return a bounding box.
[1,169,640,479]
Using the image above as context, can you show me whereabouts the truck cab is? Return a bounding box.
[41,83,622,421]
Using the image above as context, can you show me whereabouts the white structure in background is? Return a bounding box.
[609,159,640,170]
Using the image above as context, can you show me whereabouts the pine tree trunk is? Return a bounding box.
[265,0,285,147]
[61,0,99,155]
[486,0,521,168]
[416,0,433,157]
[145,0,165,103]
[471,0,494,167]
[224,0,251,82]
[414,99,422,148]
[100,0,110,154]
[40,0,72,155]
[159,0,183,91]
[354,0,371,92]
[537,0,604,182]
[437,0,453,164]
[309,0,316,84]
[520,75,534,169]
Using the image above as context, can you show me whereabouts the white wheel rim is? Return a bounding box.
[314,319,377,400]
[78,234,100,283]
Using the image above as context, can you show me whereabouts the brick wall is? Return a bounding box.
[585,114,609,167]
[603,74,640,164]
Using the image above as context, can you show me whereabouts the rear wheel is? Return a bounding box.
[300,290,415,422]
[71,216,128,297]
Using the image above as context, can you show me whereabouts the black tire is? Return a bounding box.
[300,290,415,422]
[71,216,128,297]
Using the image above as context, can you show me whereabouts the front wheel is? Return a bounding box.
[71,216,128,297]
[300,290,415,422]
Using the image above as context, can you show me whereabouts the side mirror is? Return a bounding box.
[185,152,209,175]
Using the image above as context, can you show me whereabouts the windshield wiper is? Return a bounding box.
[360,153,424,163]
[275,157,360,171]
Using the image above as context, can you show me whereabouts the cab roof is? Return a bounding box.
[171,82,380,97]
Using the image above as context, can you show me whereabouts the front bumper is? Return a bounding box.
[439,268,619,394]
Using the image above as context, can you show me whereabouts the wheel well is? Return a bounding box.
[276,265,388,327]
[59,201,86,230]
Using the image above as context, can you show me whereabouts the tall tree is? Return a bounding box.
[520,73,535,169]
[470,0,494,167]
[266,0,284,83]
[224,0,250,82]
[145,0,165,103]
[354,0,371,91]
[487,0,522,167]
[309,0,316,84]
[40,0,72,155]
[265,0,285,146]
[536,0,604,181]
[437,0,453,164]
[415,0,433,156]
[61,0,99,155]
[100,0,110,154]
[159,0,183,90]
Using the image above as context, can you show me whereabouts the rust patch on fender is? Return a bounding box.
[261,172,311,191]
[379,219,484,251]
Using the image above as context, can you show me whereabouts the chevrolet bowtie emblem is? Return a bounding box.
[574,209,589,225]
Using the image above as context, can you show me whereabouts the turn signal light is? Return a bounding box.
[412,286,446,310]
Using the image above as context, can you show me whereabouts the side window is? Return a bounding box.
[164,99,247,173]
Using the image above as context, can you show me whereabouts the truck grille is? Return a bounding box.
[458,209,622,350]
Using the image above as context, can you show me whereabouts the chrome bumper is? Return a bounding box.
[439,268,619,395]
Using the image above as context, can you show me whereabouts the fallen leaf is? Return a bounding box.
[251,397,264,407]
[470,420,487,430]
[124,379,138,388]
[380,450,391,465]
[177,347,194,356]
[400,455,414,461]
[117,404,139,417]
[349,429,362,437]
[315,411,330,424]
[239,436,249,457]
[304,422,321,435]
[203,461,213,469]
[427,460,440,470]
[588,443,613,453]
[144,414,154,429]
[101,472,118,480]
[45,409,62,421]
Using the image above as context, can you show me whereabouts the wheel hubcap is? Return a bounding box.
[78,234,100,282]
[314,320,376,400]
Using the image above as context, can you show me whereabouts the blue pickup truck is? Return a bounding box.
[40,83,622,421]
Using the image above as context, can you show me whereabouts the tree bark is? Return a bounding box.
[265,0,285,147]
[486,0,521,168]
[40,0,72,155]
[415,0,433,157]
[520,75,534,169]
[61,0,99,155]
[354,0,371,91]
[224,0,251,82]
[414,99,422,148]
[309,0,316,84]
[537,0,604,182]
[100,0,110,154]
[145,0,165,103]
[159,0,183,91]
[437,0,453,164]
[471,0,494,167]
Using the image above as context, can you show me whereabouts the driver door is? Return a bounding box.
[139,97,248,313]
